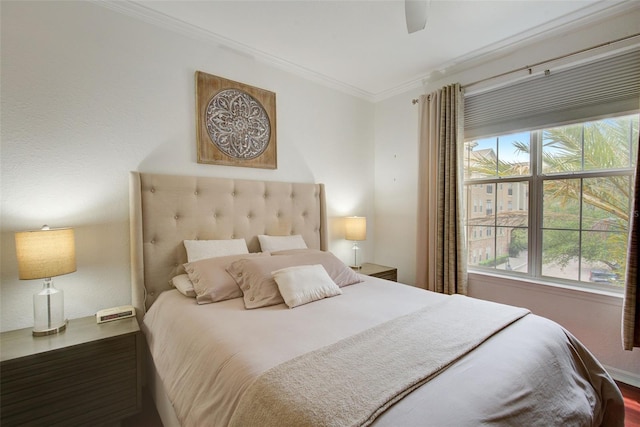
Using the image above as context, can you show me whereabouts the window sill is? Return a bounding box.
[468,270,624,306]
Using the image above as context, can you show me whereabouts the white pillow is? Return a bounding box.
[184,239,249,262]
[272,264,342,308]
[171,274,196,298]
[258,234,307,252]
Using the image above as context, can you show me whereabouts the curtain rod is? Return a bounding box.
[411,32,640,105]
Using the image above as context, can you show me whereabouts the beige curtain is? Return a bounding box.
[416,84,467,295]
[622,133,640,350]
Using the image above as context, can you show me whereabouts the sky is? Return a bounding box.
[469,131,530,169]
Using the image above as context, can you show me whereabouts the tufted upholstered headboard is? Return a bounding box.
[129,172,328,317]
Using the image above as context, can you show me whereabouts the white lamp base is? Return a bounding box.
[350,241,362,269]
[33,278,67,337]
[33,321,67,337]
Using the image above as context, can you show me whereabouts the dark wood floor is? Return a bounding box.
[122,382,640,427]
[618,381,640,427]
[122,388,163,427]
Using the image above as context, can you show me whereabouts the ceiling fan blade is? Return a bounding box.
[405,0,428,34]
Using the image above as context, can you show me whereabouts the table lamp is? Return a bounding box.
[345,216,366,269]
[15,226,76,336]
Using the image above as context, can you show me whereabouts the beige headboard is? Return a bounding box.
[129,172,328,315]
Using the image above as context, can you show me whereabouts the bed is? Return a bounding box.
[129,171,625,427]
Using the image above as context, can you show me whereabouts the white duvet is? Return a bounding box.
[142,276,624,427]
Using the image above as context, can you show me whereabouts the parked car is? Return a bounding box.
[589,269,618,283]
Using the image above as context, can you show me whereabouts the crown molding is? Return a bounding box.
[93,0,635,104]
[373,0,638,102]
[91,0,377,102]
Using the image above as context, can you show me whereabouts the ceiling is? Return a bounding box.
[123,0,632,100]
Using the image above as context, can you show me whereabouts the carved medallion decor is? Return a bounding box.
[196,71,277,169]
[206,89,271,159]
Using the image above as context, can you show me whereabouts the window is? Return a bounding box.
[463,114,639,289]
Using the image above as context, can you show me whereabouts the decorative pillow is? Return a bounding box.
[170,274,196,298]
[268,249,363,288]
[227,250,362,309]
[183,238,249,262]
[270,248,319,256]
[272,264,342,308]
[257,234,307,252]
[184,252,269,304]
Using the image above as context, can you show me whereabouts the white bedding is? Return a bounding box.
[142,276,624,427]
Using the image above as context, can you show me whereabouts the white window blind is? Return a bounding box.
[464,49,640,139]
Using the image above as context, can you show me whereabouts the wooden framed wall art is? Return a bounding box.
[195,71,277,169]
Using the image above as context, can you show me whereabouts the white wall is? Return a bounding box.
[373,7,640,383]
[373,94,421,285]
[0,1,374,331]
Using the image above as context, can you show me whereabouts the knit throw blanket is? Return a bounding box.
[229,295,530,427]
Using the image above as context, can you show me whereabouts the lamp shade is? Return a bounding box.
[15,228,76,280]
[345,216,366,241]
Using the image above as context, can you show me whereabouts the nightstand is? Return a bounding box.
[1,315,142,426]
[355,262,398,282]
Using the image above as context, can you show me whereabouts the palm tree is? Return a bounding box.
[541,119,635,222]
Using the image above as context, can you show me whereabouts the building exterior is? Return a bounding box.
[464,146,528,270]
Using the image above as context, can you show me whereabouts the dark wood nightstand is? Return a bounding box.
[1,315,142,426]
[354,262,398,282]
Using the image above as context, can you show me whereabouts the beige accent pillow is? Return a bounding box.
[170,274,196,298]
[269,250,363,288]
[272,264,342,308]
[227,250,362,309]
[257,234,307,252]
[183,239,249,262]
[184,252,269,304]
[271,248,320,256]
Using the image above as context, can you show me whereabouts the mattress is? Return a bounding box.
[142,276,624,427]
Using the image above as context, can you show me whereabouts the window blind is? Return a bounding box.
[464,49,640,139]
